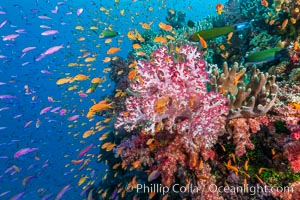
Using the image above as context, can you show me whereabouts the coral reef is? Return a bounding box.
[94,1,300,199]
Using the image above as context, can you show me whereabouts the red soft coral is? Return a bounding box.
[284,141,300,172]
[227,118,261,156]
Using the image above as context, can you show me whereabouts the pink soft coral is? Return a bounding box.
[115,45,228,155]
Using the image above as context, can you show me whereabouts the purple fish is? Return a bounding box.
[40,25,51,29]
[80,186,90,196]
[78,144,93,157]
[40,106,52,115]
[0,82,6,85]
[68,114,79,121]
[36,53,46,62]
[22,46,36,53]
[0,107,9,111]
[77,8,83,16]
[31,9,39,13]
[2,34,19,41]
[78,93,88,98]
[15,29,26,33]
[0,55,6,59]
[51,6,58,14]
[41,70,52,74]
[0,20,7,29]
[42,194,53,200]
[111,188,118,200]
[44,45,63,55]
[38,15,52,20]
[41,30,58,36]
[50,106,61,112]
[59,109,66,116]
[13,114,23,118]
[37,45,63,61]
[14,148,38,158]
[0,11,6,15]
[0,191,10,197]
[9,191,24,200]
[55,184,71,200]
[22,62,30,66]
[0,95,17,99]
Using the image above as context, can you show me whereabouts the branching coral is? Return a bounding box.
[211,62,278,119]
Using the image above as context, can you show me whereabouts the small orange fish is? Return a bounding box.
[224,162,238,173]
[258,167,268,175]
[158,22,173,31]
[107,47,121,54]
[84,57,96,62]
[294,41,299,50]
[56,77,71,85]
[116,146,124,156]
[127,31,136,40]
[104,38,112,44]
[166,35,175,40]
[140,22,153,30]
[132,43,142,49]
[82,129,94,138]
[128,69,137,80]
[216,4,224,15]
[71,159,84,165]
[149,192,156,199]
[131,160,141,169]
[136,51,146,56]
[281,19,288,31]
[72,74,89,81]
[78,176,88,186]
[255,174,264,184]
[168,9,175,15]
[244,160,249,171]
[219,44,226,50]
[197,34,207,48]
[230,153,236,164]
[113,163,120,169]
[261,0,269,7]
[271,148,276,155]
[153,36,167,43]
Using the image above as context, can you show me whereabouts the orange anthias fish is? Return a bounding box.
[86,100,113,118]
[56,77,71,85]
[153,36,167,43]
[140,22,153,30]
[261,0,269,7]
[196,34,207,49]
[216,3,224,15]
[107,47,121,54]
[158,22,172,31]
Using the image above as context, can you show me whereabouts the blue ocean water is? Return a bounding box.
[0,0,225,199]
